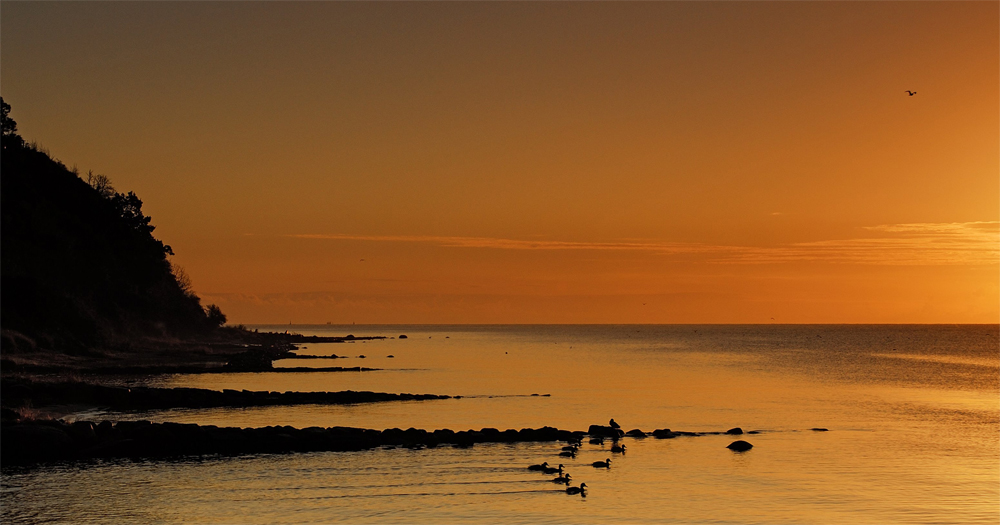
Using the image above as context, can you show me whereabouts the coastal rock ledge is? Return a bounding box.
[0,420,586,465]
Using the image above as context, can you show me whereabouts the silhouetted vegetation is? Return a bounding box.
[1,98,226,352]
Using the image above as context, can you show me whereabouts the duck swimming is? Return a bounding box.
[559,450,576,458]
[527,461,549,471]
[610,443,626,454]
[592,458,611,468]
[561,445,579,452]
[543,463,564,475]
[551,473,572,485]
[566,483,588,495]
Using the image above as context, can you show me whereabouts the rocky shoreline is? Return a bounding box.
[0,333,393,376]
[1,420,587,465]
[1,380,450,411]
[0,419,790,466]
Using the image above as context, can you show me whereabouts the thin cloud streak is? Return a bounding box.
[290,233,729,253]
[729,222,999,265]
[290,221,999,266]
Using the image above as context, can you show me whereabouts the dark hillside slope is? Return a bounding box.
[1,99,220,352]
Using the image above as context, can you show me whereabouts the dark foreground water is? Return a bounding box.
[3,325,998,523]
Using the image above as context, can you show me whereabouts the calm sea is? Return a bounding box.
[3,325,998,523]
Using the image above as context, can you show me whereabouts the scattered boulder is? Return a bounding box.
[810,428,829,432]
[725,427,743,435]
[625,429,646,438]
[652,429,677,439]
[727,440,753,452]
[398,335,407,339]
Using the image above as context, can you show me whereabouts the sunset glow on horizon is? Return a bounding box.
[2,2,997,324]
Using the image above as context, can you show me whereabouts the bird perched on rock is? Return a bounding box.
[609,418,621,429]
[566,483,588,495]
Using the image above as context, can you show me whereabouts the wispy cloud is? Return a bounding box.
[290,233,729,254]
[289,221,999,265]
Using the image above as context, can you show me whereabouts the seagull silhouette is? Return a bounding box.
[905,91,917,96]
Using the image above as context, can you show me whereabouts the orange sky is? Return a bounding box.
[2,2,997,323]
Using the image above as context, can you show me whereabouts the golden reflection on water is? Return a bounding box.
[5,325,999,523]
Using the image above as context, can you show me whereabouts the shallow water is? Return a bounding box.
[3,325,998,523]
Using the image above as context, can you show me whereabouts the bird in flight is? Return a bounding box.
[905,90,917,96]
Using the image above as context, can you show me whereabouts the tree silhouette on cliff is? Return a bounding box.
[1,98,226,351]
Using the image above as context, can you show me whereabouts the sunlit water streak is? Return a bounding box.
[3,325,998,523]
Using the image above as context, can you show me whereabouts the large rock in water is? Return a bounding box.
[588,425,624,438]
[725,427,743,435]
[726,440,753,452]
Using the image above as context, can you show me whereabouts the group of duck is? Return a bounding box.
[526,418,628,497]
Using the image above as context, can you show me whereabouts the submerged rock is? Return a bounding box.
[726,440,753,452]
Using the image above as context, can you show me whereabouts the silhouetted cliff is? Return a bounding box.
[1,98,224,352]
